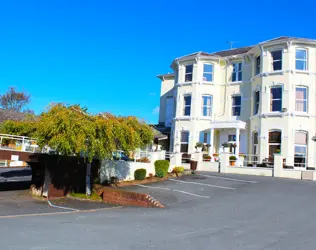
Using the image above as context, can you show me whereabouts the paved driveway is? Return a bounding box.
[1,172,316,249]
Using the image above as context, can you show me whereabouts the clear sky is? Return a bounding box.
[0,0,315,124]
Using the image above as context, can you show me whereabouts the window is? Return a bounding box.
[294,131,307,168]
[232,96,241,116]
[203,64,213,81]
[296,49,307,70]
[253,132,259,162]
[271,50,282,71]
[201,95,212,116]
[254,91,260,115]
[256,56,261,75]
[180,131,189,153]
[185,65,193,82]
[232,62,242,82]
[199,131,210,144]
[295,87,307,112]
[268,131,281,156]
[270,87,282,112]
[228,135,236,142]
[183,95,191,116]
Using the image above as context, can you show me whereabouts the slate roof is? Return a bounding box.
[210,46,253,57]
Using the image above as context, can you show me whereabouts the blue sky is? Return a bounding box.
[0,0,315,124]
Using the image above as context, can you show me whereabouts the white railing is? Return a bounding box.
[0,133,38,153]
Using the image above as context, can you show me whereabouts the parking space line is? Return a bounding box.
[169,179,235,190]
[136,184,210,199]
[197,174,257,184]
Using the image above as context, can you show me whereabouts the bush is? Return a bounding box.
[173,166,184,174]
[229,155,237,161]
[136,157,150,163]
[154,160,170,178]
[203,154,212,160]
[134,168,147,180]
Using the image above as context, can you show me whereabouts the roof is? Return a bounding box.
[210,46,253,57]
[0,109,26,123]
[156,73,175,80]
[259,36,316,44]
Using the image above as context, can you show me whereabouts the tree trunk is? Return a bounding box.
[86,162,91,196]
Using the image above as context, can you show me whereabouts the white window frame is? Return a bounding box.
[271,50,282,71]
[231,95,241,116]
[201,95,212,117]
[268,130,282,157]
[180,131,189,153]
[185,64,193,82]
[295,48,308,71]
[202,64,213,82]
[232,62,242,82]
[295,86,307,113]
[270,86,282,112]
[294,131,308,169]
[254,90,260,115]
[183,95,191,116]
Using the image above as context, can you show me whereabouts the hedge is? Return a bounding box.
[134,168,147,180]
[154,160,170,178]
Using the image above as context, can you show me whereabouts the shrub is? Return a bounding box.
[173,166,184,174]
[229,155,237,161]
[203,154,212,160]
[154,160,170,178]
[148,173,154,179]
[136,157,150,163]
[134,168,147,180]
[195,142,204,148]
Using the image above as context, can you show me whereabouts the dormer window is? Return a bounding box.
[232,62,242,82]
[185,65,193,82]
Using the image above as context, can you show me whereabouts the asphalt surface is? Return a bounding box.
[1,172,316,249]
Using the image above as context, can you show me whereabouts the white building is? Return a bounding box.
[157,36,316,168]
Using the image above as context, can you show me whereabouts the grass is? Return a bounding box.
[70,192,102,201]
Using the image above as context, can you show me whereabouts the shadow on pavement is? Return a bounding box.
[0,181,31,191]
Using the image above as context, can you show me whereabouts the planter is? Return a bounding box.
[196,147,202,153]
[230,161,236,166]
[190,160,197,171]
[223,147,229,153]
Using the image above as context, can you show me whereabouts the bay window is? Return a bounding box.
[294,131,307,168]
[203,64,213,82]
[180,131,189,153]
[254,91,260,115]
[183,95,191,116]
[185,65,193,82]
[296,49,307,71]
[271,50,282,71]
[268,131,281,156]
[232,62,242,82]
[232,95,241,116]
[295,87,307,112]
[270,87,282,112]
[201,95,212,116]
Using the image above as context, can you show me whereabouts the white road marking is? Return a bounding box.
[47,200,79,212]
[197,174,257,184]
[169,179,235,190]
[136,184,210,199]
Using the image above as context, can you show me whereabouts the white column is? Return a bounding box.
[235,128,240,157]
[208,128,214,156]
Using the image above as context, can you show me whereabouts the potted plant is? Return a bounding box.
[229,155,237,166]
[275,149,281,154]
[195,142,204,152]
[222,142,230,153]
[203,154,212,162]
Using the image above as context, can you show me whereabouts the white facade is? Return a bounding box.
[157,36,316,168]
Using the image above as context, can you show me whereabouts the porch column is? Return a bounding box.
[235,128,240,157]
[208,128,214,156]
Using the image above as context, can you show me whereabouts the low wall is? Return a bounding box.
[224,166,273,177]
[280,169,302,180]
[100,160,155,182]
[302,171,316,181]
[198,162,219,172]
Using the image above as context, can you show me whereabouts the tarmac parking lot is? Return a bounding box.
[1,171,316,249]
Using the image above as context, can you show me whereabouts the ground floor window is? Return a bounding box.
[253,132,259,162]
[268,130,281,156]
[180,131,189,153]
[294,131,307,168]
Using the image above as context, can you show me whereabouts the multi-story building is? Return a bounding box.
[157,36,316,168]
